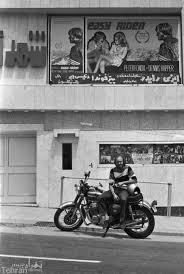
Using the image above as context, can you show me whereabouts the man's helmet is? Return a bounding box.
[127,183,140,195]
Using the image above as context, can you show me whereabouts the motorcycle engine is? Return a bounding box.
[89,202,99,215]
[89,202,100,224]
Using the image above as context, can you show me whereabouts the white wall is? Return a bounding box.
[40,129,184,208]
[1,85,184,111]
[0,14,47,86]
[0,0,182,9]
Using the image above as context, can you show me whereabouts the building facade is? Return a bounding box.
[0,0,184,213]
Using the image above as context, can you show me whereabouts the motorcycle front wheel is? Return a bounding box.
[124,206,155,239]
[54,204,83,231]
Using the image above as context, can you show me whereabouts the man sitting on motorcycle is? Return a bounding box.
[98,154,137,229]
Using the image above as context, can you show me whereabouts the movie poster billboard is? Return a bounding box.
[50,16,181,85]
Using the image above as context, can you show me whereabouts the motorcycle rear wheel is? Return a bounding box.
[54,204,83,231]
[124,206,155,239]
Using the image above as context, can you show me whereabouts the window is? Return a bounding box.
[62,143,72,170]
[99,144,184,165]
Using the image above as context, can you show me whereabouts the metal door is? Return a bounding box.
[0,135,36,204]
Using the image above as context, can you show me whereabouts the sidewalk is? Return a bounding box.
[0,205,184,236]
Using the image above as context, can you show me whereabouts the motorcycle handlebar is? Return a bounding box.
[84,171,91,179]
[94,186,103,193]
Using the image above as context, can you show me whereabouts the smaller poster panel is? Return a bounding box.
[153,144,184,164]
[99,144,184,165]
[50,17,84,78]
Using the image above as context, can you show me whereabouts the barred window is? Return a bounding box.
[62,143,72,170]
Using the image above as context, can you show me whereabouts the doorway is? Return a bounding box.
[0,135,36,204]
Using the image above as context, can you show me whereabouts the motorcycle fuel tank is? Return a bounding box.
[87,191,101,203]
[88,189,102,197]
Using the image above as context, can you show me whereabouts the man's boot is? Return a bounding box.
[119,200,127,224]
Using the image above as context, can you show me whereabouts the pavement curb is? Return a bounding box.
[1,221,184,237]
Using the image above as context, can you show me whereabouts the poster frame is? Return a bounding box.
[98,141,184,167]
[48,14,182,85]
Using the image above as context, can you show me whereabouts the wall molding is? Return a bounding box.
[0,124,44,133]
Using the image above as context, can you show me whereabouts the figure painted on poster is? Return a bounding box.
[155,23,179,61]
[68,27,83,67]
[87,31,110,73]
[93,31,129,73]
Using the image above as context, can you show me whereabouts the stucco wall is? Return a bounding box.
[0,1,184,210]
[2,110,184,130]
[0,10,183,111]
[36,128,184,208]
[0,0,182,10]
[1,112,184,207]
[1,85,184,111]
[0,14,47,86]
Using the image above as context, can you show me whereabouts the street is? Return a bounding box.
[0,228,184,274]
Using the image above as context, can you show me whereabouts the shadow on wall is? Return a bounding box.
[156,206,184,216]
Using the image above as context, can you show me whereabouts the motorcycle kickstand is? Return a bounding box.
[102,225,110,238]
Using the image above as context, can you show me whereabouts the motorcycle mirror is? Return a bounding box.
[151,200,157,206]
[99,182,103,187]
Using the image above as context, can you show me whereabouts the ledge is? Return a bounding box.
[0,124,44,133]
[0,0,182,13]
[0,203,38,207]
[0,84,184,111]
[53,129,80,138]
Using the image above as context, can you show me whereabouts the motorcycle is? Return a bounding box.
[54,170,157,238]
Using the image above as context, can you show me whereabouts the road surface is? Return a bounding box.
[0,228,184,274]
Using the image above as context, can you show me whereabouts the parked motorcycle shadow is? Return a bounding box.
[74,228,151,240]
[74,229,130,239]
